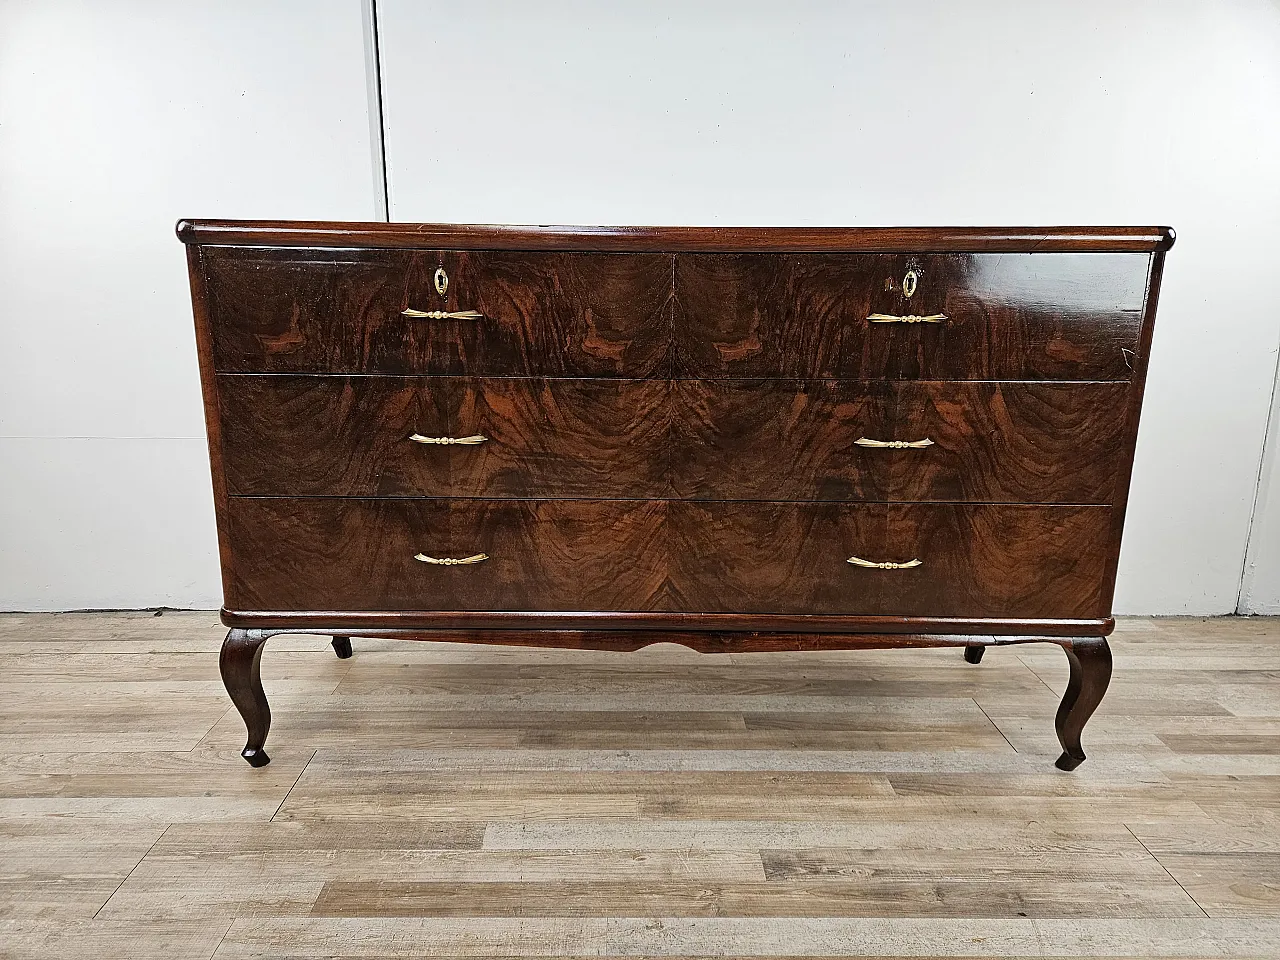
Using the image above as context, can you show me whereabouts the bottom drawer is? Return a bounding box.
[669,501,1111,619]
[224,498,1111,619]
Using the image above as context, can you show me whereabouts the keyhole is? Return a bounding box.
[903,270,918,299]
[434,267,449,298]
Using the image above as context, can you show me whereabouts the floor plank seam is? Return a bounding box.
[90,821,172,920]
[269,748,317,823]
[1015,651,1064,699]
[971,697,1021,756]
[204,917,236,960]
[1124,822,1212,919]
[192,706,236,752]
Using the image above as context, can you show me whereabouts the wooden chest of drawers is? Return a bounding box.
[180,220,1173,770]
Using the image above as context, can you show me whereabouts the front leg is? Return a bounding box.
[219,628,273,767]
[1054,637,1112,771]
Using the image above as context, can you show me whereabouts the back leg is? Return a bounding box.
[331,636,353,659]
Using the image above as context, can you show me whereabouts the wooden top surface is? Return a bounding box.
[177,219,1175,253]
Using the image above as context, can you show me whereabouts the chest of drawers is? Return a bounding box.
[180,220,1173,770]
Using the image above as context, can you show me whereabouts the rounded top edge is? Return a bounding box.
[172,220,1175,253]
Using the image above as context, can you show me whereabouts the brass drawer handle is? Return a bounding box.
[848,556,922,570]
[402,308,484,320]
[414,553,489,565]
[856,437,934,449]
[867,313,948,324]
[408,433,488,445]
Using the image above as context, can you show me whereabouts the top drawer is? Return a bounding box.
[674,252,1150,380]
[202,246,1150,380]
[204,247,671,375]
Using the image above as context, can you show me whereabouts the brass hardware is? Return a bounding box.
[414,552,489,565]
[402,308,484,320]
[855,437,934,449]
[847,556,922,570]
[867,313,948,324]
[434,266,449,297]
[902,269,918,299]
[408,433,488,445]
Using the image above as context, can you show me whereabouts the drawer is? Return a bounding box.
[219,375,453,496]
[219,376,671,498]
[220,376,1126,503]
[674,252,1149,380]
[224,498,1109,619]
[667,502,1111,618]
[674,380,1127,503]
[224,498,668,612]
[205,247,671,376]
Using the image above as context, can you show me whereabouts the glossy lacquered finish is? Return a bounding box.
[223,497,1110,619]
[180,220,1172,769]
[220,376,1127,503]
[204,246,1147,381]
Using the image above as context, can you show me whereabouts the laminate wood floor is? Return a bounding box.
[2,613,1279,958]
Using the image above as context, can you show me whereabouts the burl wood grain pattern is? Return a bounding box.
[219,376,1126,504]
[225,498,669,613]
[224,497,1108,619]
[674,380,1128,503]
[673,253,1149,380]
[205,247,671,376]
[451,378,671,498]
[219,375,453,496]
[667,502,1111,619]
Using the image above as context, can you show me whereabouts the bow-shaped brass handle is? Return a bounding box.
[855,437,934,449]
[414,553,489,565]
[402,308,484,320]
[408,434,488,445]
[848,556,922,570]
[867,313,948,324]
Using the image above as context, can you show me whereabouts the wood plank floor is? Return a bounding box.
[2,613,1279,958]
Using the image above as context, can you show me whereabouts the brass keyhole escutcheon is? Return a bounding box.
[434,267,449,298]
[902,269,918,299]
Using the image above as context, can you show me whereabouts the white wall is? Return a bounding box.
[0,0,379,609]
[2,1,1278,614]
[378,0,1280,616]
[1241,364,1280,614]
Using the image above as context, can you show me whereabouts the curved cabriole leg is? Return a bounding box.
[1054,637,1113,771]
[331,636,353,659]
[963,644,985,664]
[219,628,272,767]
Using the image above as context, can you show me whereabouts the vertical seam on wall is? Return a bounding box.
[1236,332,1280,612]
[362,0,391,220]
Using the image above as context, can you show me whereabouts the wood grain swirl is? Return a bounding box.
[225,498,1109,619]
[673,252,1149,380]
[219,376,1125,504]
[225,498,669,613]
[206,247,671,376]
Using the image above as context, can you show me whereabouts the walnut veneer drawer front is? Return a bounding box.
[675,253,1149,380]
[224,498,1108,619]
[676,380,1128,503]
[668,501,1112,619]
[218,376,669,498]
[219,375,1126,503]
[205,247,670,376]
[225,498,668,613]
[182,221,1173,770]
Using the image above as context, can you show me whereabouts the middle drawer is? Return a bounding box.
[219,376,1127,504]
